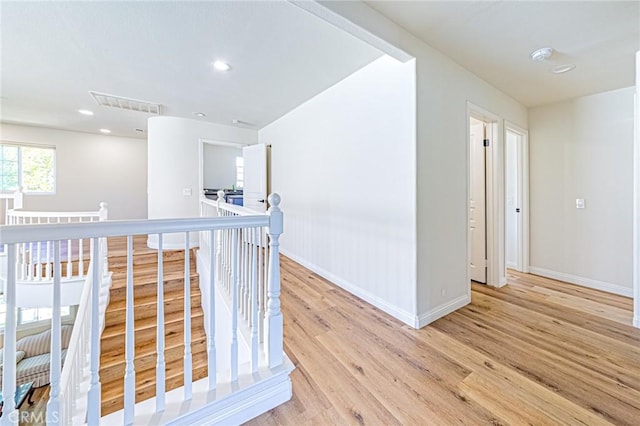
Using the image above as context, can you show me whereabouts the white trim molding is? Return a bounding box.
[416,294,470,329]
[280,249,418,328]
[529,266,633,298]
[633,50,640,328]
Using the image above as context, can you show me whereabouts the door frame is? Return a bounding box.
[633,50,639,328]
[504,121,530,274]
[198,138,248,199]
[467,102,505,288]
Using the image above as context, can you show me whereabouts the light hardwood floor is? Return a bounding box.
[21,259,639,425]
[248,261,640,425]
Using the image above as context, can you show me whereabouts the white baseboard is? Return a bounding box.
[634,315,639,329]
[415,293,470,328]
[528,266,633,297]
[280,248,417,328]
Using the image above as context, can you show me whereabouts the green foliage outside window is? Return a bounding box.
[0,143,55,193]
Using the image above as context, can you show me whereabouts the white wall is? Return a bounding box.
[304,2,528,325]
[259,56,418,324]
[0,124,147,219]
[147,117,256,248]
[203,144,242,190]
[529,87,635,296]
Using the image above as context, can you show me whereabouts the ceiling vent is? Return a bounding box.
[89,91,162,115]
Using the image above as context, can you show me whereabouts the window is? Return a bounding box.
[0,299,71,329]
[0,143,55,193]
[236,156,244,189]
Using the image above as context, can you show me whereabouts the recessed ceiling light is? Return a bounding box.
[99,128,111,134]
[530,47,553,62]
[78,109,94,116]
[550,64,576,74]
[213,60,231,71]
[194,112,206,117]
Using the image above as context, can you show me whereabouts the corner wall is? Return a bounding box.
[529,87,635,296]
[147,117,257,248]
[305,1,528,325]
[0,124,147,219]
[259,56,418,324]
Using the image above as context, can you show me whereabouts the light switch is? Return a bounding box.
[576,198,585,209]
[183,188,192,196]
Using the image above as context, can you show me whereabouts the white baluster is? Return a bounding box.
[47,241,61,424]
[265,194,284,368]
[2,244,18,424]
[156,233,166,412]
[124,235,136,425]
[258,228,264,343]
[251,227,259,372]
[244,229,250,321]
[208,229,217,390]
[216,222,223,283]
[45,240,52,279]
[183,232,193,399]
[66,239,72,278]
[87,238,102,424]
[78,238,84,277]
[36,240,42,280]
[230,228,239,382]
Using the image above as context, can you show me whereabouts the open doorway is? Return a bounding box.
[198,139,246,205]
[468,103,504,287]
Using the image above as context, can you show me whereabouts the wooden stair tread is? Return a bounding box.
[101,356,209,414]
[101,236,207,416]
[102,307,204,338]
[100,336,209,384]
[105,291,201,316]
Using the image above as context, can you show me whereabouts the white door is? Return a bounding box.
[242,144,267,213]
[469,117,487,283]
[505,130,521,270]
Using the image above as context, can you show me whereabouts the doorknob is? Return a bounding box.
[516,208,520,213]
[258,199,266,203]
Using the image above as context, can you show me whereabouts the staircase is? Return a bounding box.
[100,236,209,416]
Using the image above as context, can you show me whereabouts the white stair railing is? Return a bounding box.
[200,190,283,369]
[5,203,107,289]
[1,186,23,226]
[0,194,286,425]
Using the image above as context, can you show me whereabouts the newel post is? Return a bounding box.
[265,193,283,368]
[13,185,24,210]
[99,202,108,221]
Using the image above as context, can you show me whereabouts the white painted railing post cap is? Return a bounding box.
[99,202,108,220]
[267,193,283,234]
[267,193,281,210]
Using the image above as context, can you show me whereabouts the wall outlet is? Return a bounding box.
[441,288,446,297]
[576,198,585,209]
[183,188,192,196]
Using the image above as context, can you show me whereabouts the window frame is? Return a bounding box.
[0,141,57,195]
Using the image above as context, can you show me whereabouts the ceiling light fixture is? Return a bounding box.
[530,47,553,62]
[78,109,94,116]
[232,119,252,126]
[99,128,111,134]
[193,112,206,117]
[550,64,576,74]
[213,60,231,71]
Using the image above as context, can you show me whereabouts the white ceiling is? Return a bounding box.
[0,1,382,139]
[366,1,639,107]
[2,1,638,139]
